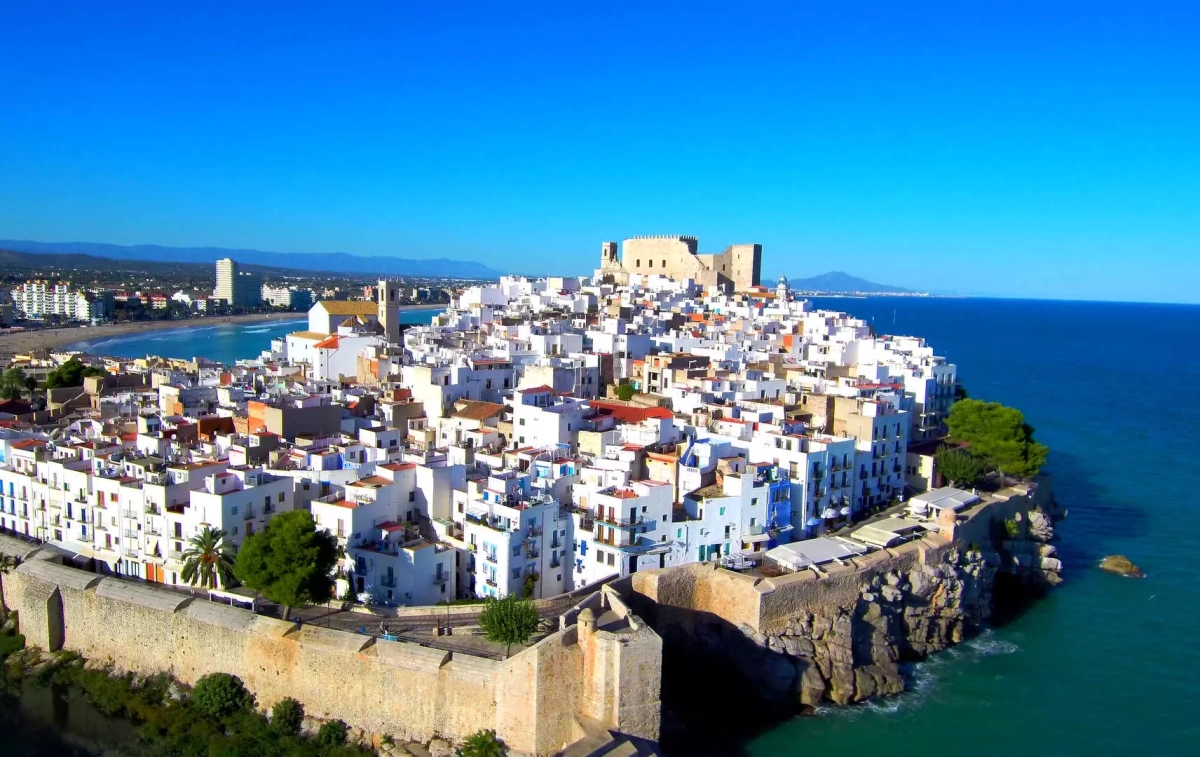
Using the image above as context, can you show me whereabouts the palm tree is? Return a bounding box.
[181,526,237,590]
[1,553,21,619]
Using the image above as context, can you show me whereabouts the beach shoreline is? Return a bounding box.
[0,311,304,361]
[0,305,446,363]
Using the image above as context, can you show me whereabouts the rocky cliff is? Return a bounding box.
[631,482,1064,714]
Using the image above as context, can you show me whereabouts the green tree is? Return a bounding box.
[934,448,985,489]
[478,594,539,657]
[457,729,507,757]
[43,358,106,390]
[190,672,255,719]
[316,719,348,746]
[270,696,304,735]
[945,399,1049,480]
[234,510,338,620]
[614,383,636,402]
[0,367,36,400]
[181,526,237,590]
[0,553,21,618]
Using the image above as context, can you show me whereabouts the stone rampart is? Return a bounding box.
[628,479,1063,708]
[0,544,663,756]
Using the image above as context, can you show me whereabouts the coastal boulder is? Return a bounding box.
[1099,555,1145,578]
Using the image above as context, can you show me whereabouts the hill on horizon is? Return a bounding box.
[0,239,503,280]
[783,271,913,294]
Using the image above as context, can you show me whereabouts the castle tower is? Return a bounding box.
[377,279,402,343]
[600,241,620,271]
[776,275,789,301]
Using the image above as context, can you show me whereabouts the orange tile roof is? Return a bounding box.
[351,475,393,487]
[317,300,378,316]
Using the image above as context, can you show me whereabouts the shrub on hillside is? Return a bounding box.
[316,718,349,746]
[271,696,305,734]
[191,672,255,719]
[458,728,508,757]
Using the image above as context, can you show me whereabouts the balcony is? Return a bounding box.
[485,578,498,588]
[811,468,824,480]
[859,470,868,480]
[483,552,498,565]
[144,505,160,516]
[432,573,449,585]
[122,510,139,519]
[525,546,540,559]
[465,511,513,534]
[550,557,561,569]
[595,512,644,529]
[380,575,396,588]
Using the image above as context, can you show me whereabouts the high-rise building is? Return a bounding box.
[215,258,237,304]
[214,258,262,308]
[9,281,111,323]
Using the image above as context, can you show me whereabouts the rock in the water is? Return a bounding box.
[1099,555,1145,578]
[1028,511,1055,542]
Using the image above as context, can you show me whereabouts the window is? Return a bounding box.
[648,260,653,268]
[595,549,603,563]
[519,418,525,425]
[231,505,238,516]
[408,491,416,502]
[278,492,284,502]
[606,553,615,566]
[661,259,666,268]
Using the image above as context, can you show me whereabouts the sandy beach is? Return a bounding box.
[0,312,304,362]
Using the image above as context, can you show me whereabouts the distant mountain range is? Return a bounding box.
[783,271,913,294]
[0,240,503,280]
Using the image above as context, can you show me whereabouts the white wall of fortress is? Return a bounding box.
[0,540,662,757]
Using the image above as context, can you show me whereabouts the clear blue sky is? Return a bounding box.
[2,2,1198,303]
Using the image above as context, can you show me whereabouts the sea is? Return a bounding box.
[10,297,1200,756]
[64,307,445,365]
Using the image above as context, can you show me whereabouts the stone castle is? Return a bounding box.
[597,235,762,292]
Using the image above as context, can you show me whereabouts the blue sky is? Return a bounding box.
[1,2,1198,303]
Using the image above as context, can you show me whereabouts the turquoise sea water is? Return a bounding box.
[66,307,444,364]
[749,297,1200,757]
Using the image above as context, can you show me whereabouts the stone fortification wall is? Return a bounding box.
[629,481,1062,708]
[0,542,662,756]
